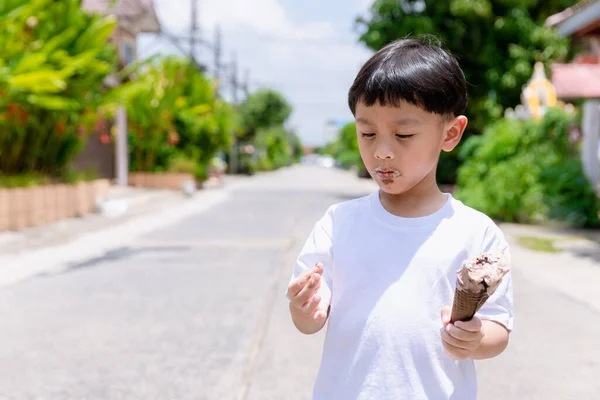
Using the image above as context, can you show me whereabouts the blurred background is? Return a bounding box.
[1,0,600,399]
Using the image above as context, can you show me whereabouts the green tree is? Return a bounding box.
[238,89,292,141]
[288,130,304,162]
[334,122,361,169]
[356,0,576,135]
[0,0,117,178]
[455,109,599,227]
[254,126,295,170]
[110,57,233,179]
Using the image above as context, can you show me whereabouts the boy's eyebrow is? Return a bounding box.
[356,117,421,125]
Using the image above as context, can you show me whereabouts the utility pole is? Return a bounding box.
[115,107,128,186]
[214,25,222,96]
[242,68,250,98]
[190,0,198,60]
[231,52,239,104]
[229,52,239,174]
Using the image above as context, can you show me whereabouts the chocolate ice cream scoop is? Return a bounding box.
[456,251,510,293]
[451,250,510,323]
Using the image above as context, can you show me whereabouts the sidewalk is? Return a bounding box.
[0,187,180,255]
[499,222,600,313]
[0,175,248,288]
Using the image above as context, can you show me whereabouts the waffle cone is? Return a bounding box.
[450,288,490,323]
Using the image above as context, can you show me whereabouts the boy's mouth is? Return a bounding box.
[374,168,401,181]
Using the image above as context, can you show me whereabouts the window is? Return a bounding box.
[120,40,136,66]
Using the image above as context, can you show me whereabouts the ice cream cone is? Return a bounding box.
[450,250,510,323]
[450,287,490,323]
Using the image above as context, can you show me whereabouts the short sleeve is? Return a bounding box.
[476,223,515,332]
[286,206,334,298]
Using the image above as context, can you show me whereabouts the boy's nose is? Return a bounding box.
[375,144,395,160]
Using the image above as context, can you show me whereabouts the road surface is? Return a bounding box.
[0,166,597,399]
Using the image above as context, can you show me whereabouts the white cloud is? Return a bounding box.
[200,0,336,41]
[360,0,374,12]
[147,0,373,146]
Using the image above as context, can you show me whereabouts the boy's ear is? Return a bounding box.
[441,115,468,152]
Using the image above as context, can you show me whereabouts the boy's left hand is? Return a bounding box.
[440,306,485,360]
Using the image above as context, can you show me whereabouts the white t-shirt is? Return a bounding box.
[289,191,514,400]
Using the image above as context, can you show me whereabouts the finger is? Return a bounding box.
[287,269,316,298]
[291,273,321,308]
[441,328,479,351]
[441,339,471,360]
[445,324,483,342]
[302,293,321,316]
[441,305,451,325]
[314,308,328,322]
[454,317,482,333]
[313,262,324,276]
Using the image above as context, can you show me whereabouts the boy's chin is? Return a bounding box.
[376,181,407,196]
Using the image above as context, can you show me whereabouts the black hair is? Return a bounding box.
[348,36,467,118]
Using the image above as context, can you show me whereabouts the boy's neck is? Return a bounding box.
[378,174,447,218]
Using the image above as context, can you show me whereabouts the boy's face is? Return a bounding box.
[355,101,467,196]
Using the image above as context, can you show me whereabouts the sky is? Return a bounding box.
[138,0,375,147]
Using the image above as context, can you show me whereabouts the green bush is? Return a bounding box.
[331,122,363,170]
[254,156,273,172]
[542,159,599,227]
[436,149,461,185]
[0,167,98,188]
[455,108,599,227]
[194,163,208,181]
[168,154,197,174]
[254,126,295,170]
[238,89,292,141]
[111,57,233,173]
[0,0,117,179]
[167,153,211,182]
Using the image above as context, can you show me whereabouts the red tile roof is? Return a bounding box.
[551,63,600,98]
[546,0,596,26]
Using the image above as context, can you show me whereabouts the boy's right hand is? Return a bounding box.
[287,263,331,323]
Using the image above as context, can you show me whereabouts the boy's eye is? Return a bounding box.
[396,134,415,139]
[361,133,376,138]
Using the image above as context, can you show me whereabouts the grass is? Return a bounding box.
[516,236,562,253]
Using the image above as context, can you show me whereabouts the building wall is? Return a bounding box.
[72,25,137,181]
[71,123,116,180]
[114,26,138,68]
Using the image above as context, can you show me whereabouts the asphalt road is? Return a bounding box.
[0,166,597,399]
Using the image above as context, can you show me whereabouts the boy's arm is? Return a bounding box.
[472,320,509,360]
[288,206,335,335]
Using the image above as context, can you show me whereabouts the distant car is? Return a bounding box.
[301,154,336,168]
[319,155,335,168]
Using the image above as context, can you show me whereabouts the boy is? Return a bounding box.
[286,37,514,399]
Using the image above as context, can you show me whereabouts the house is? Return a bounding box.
[547,0,600,190]
[82,0,160,68]
[72,0,160,181]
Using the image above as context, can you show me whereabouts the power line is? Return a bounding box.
[229,50,239,174]
[229,32,357,47]
[214,25,222,95]
[140,1,256,99]
[139,33,167,55]
[190,0,198,58]
[166,30,356,47]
